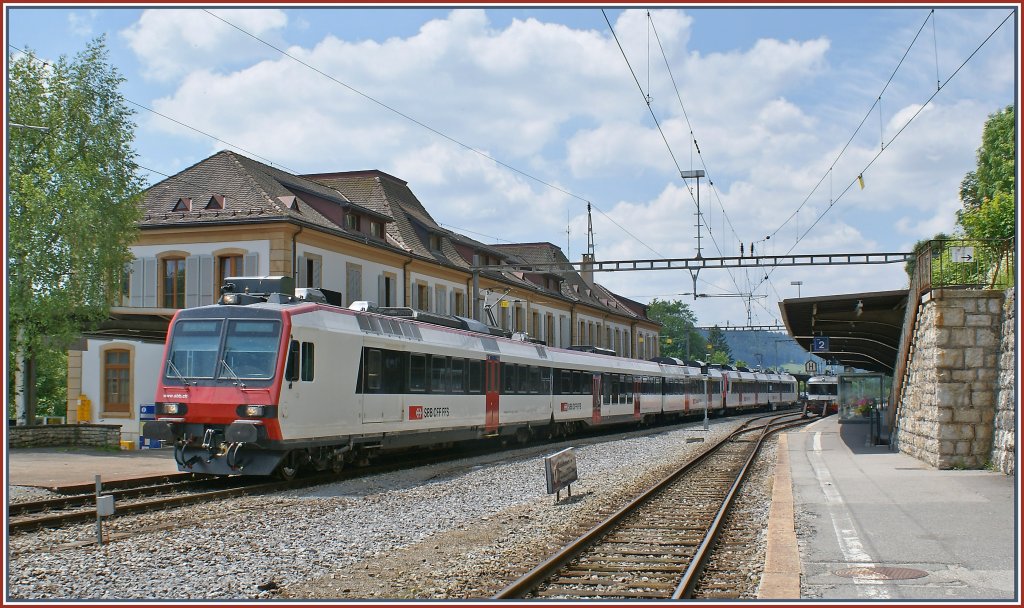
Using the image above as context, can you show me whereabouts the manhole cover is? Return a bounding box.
[834,566,929,580]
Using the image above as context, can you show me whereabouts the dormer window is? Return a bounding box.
[370,221,383,238]
[429,235,441,251]
[172,197,191,212]
[206,194,225,210]
[346,213,361,231]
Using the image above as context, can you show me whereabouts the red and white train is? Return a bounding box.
[143,277,799,479]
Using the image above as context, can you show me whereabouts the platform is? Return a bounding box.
[768,415,1019,601]
[5,447,180,489]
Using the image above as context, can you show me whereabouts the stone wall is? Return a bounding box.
[991,288,1016,475]
[898,290,1005,469]
[7,424,121,449]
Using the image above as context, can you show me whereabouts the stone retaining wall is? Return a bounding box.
[7,424,121,448]
[898,290,1005,469]
[992,288,1016,475]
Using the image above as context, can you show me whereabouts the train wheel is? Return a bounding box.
[276,452,299,481]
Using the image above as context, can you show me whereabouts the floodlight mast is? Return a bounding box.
[681,169,706,301]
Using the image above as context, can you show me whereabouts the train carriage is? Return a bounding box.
[144,277,797,479]
[804,374,839,416]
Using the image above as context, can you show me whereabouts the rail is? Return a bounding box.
[888,237,1014,449]
[494,412,808,600]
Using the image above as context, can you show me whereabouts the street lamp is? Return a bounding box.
[790,281,803,298]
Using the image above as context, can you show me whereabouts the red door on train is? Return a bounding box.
[633,377,641,419]
[591,373,602,424]
[485,356,500,433]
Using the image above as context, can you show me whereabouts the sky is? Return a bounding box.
[4,3,1020,329]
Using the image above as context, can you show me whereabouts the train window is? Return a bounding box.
[300,342,315,382]
[572,371,583,394]
[517,365,529,394]
[366,349,382,391]
[223,320,280,379]
[469,360,482,393]
[285,340,299,382]
[503,363,515,394]
[560,370,571,394]
[625,375,634,402]
[451,358,465,392]
[540,367,552,394]
[409,354,427,392]
[529,366,541,394]
[382,351,404,393]
[167,319,223,379]
[431,356,449,393]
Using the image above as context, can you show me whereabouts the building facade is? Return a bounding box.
[68,150,661,443]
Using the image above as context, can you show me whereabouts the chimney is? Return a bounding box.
[580,253,595,286]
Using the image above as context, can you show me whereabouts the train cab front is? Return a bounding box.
[142,305,289,477]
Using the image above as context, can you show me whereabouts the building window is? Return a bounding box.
[454,291,464,316]
[416,283,430,311]
[370,221,384,238]
[217,254,242,291]
[103,349,131,415]
[161,257,186,308]
[346,213,361,232]
[429,235,441,251]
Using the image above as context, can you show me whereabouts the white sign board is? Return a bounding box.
[950,246,975,263]
[544,447,578,495]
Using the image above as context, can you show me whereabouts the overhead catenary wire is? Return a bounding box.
[603,9,749,303]
[750,8,1013,297]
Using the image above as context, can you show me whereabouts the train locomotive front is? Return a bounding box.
[143,300,316,478]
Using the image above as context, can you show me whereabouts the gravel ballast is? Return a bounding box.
[7,417,768,600]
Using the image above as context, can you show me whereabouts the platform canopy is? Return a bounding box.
[779,290,909,374]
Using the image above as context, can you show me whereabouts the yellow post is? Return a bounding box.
[78,394,91,424]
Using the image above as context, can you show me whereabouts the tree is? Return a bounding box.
[646,298,707,360]
[7,38,144,423]
[705,325,732,364]
[957,105,1015,217]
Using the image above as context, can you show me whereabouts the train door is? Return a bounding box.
[633,377,641,419]
[485,356,500,433]
[591,373,602,424]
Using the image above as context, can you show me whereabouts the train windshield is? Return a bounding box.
[223,320,281,379]
[165,318,282,383]
[166,320,223,380]
[808,382,838,396]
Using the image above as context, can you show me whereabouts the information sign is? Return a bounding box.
[544,447,578,496]
[949,246,975,263]
[812,336,830,352]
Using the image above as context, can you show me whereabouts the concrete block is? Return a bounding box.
[936,348,964,368]
[965,314,993,327]
[970,389,994,407]
[940,425,961,441]
[936,383,969,406]
[974,328,998,347]
[964,348,985,368]
[936,307,966,327]
[957,424,976,440]
[955,441,971,456]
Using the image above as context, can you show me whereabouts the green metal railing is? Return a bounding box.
[889,237,1015,450]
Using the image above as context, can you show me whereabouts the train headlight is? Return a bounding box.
[222,293,239,305]
[244,405,267,418]
[159,402,186,415]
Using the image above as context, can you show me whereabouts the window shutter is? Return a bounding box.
[297,255,307,288]
[411,284,418,309]
[199,255,215,305]
[142,258,158,308]
[450,291,456,317]
[377,275,385,307]
[129,258,144,307]
[185,256,200,308]
[312,259,322,288]
[243,252,258,276]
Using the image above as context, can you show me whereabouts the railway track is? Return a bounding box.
[494,412,809,600]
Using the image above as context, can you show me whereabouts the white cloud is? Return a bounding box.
[67,11,98,37]
[121,9,288,82]
[124,7,1012,327]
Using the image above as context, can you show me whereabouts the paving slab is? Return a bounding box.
[5,447,180,488]
[784,416,1018,601]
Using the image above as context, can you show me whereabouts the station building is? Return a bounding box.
[67,150,662,444]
